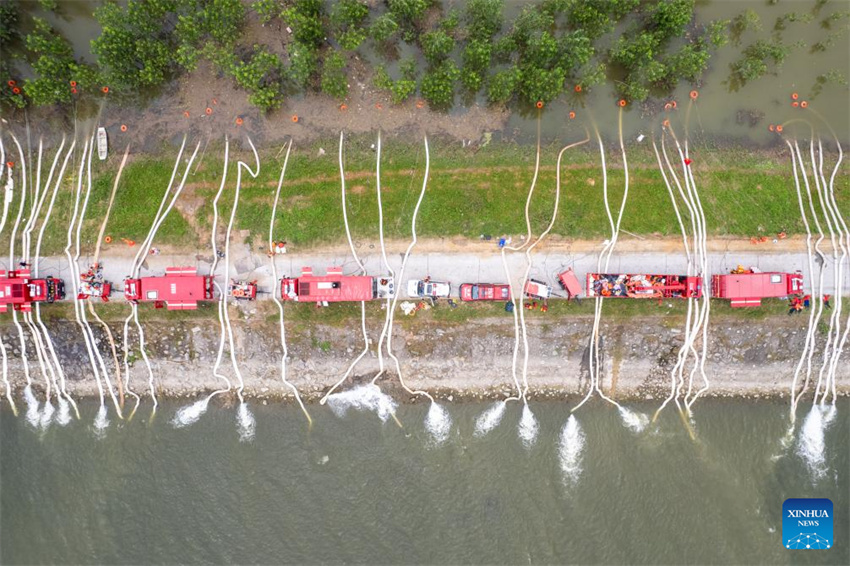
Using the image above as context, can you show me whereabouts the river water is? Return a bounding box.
[1,398,847,564]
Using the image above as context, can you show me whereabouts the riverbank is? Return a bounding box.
[1,138,847,257]
[4,304,847,405]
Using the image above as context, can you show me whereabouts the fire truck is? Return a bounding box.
[712,269,803,307]
[587,273,703,299]
[280,266,394,304]
[124,266,215,310]
[0,269,65,312]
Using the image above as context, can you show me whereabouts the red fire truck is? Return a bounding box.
[712,269,803,307]
[123,266,215,310]
[0,269,65,313]
[587,273,702,299]
[280,266,394,304]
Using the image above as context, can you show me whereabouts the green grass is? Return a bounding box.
[5,137,848,256]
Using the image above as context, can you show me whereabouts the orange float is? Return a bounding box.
[415,100,425,109]
[291,115,299,123]
[122,238,135,247]
[71,87,77,94]
[12,87,20,95]
[183,111,190,118]
[235,117,243,125]
[5,161,13,168]
[672,100,677,109]
[101,86,109,94]
[569,111,576,119]
[574,85,582,93]
[768,124,775,132]
[664,103,671,111]
[663,119,670,127]
[536,100,544,109]
[689,90,698,99]
[778,231,787,240]
[791,92,799,100]
[339,104,347,111]
[120,124,127,132]
[776,125,784,133]
[104,236,113,244]
[70,80,77,87]
[375,103,383,110]
[801,101,808,108]
[618,99,627,107]
[7,80,15,87]
[205,107,212,115]
[791,101,799,108]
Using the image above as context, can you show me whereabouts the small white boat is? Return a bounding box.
[97,127,108,160]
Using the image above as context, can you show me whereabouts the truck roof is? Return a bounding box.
[282,267,375,302]
[126,267,212,310]
[713,272,802,306]
[0,270,42,308]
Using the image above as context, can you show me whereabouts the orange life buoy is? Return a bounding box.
[105,236,113,244]
[235,117,243,125]
[415,100,425,109]
[778,231,787,239]
[101,86,109,94]
[291,115,299,123]
[205,107,212,115]
[569,111,576,119]
[6,161,14,168]
[664,103,672,111]
[183,111,190,118]
[791,92,799,100]
[663,119,670,127]
[776,125,784,133]
[689,90,698,100]
[12,87,20,95]
[71,87,77,94]
[768,124,775,132]
[536,100,544,109]
[800,101,808,109]
[375,103,383,110]
[120,124,127,132]
[671,100,677,109]
[618,99,627,107]
[791,101,799,108]
[574,85,582,93]
[70,80,77,87]
[7,80,15,87]
[339,104,347,111]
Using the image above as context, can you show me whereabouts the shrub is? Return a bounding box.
[465,0,503,41]
[421,29,454,65]
[234,45,284,111]
[281,0,325,48]
[331,0,369,50]
[321,50,348,99]
[287,41,318,88]
[421,59,458,109]
[370,13,399,43]
[486,66,518,105]
[253,0,280,25]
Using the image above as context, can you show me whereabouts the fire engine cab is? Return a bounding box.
[280,266,394,304]
[124,266,214,310]
[587,273,702,299]
[712,269,803,307]
[0,269,65,312]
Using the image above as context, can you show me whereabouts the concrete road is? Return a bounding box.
[6,238,848,302]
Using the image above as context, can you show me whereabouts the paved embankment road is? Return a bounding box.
[9,237,848,300]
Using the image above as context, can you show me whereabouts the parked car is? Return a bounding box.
[523,279,553,300]
[459,283,511,302]
[407,279,451,299]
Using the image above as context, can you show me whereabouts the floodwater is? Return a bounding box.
[1,398,847,564]
[16,0,850,144]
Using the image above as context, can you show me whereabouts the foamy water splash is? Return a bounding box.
[55,397,72,426]
[326,384,398,423]
[237,402,256,442]
[93,405,109,437]
[172,397,212,428]
[618,407,648,433]
[24,385,40,428]
[796,405,836,480]
[518,404,539,448]
[558,415,585,486]
[425,402,451,445]
[39,400,55,430]
[474,401,507,437]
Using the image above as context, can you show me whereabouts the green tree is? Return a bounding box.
[0,1,19,49]
[330,0,369,50]
[253,0,280,25]
[281,0,325,48]
[373,58,417,104]
[387,0,430,41]
[233,45,284,111]
[465,0,503,41]
[486,66,519,105]
[421,29,454,65]
[287,41,318,88]
[370,13,399,43]
[92,0,178,90]
[321,50,348,99]
[461,39,491,92]
[175,0,245,72]
[420,59,458,109]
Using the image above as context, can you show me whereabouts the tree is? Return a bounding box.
[175,0,245,72]
[387,0,430,41]
[649,0,694,41]
[281,0,325,48]
[0,1,20,50]
[92,0,178,90]
[233,45,284,111]
[287,41,318,88]
[465,0,503,42]
[420,59,458,109]
[22,17,96,106]
[253,0,280,25]
[321,50,348,99]
[487,66,519,105]
[331,0,369,50]
[461,39,491,92]
[373,58,417,104]
[370,13,399,43]
[421,29,454,65]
